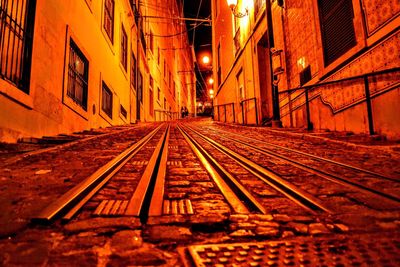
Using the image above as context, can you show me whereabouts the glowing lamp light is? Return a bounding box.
[209,89,214,95]
[202,55,210,65]
[227,0,237,9]
[208,78,214,85]
[226,0,248,18]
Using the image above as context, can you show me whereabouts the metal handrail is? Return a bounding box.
[240,97,258,125]
[213,103,235,123]
[278,67,400,133]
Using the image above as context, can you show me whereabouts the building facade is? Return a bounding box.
[212,0,400,139]
[0,0,195,142]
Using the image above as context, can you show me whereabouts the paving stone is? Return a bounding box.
[334,223,350,232]
[6,242,49,266]
[190,213,229,227]
[111,230,143,252]
[229,229,255,237]
[145,225,192,242]
[230,214,249,222]
[254,227,279,237]
[64,217,141,233]
[273,214,292,222]
[169,180,191,187]
[147,215,188,225]
[253,221,280,228]
[282,231,295,238]
[107,245,167,267]
[309,223,330,235]
[292,215,315,223]
[377,222,399,230]
[287,222,308,234]
[249,214,274,221]
[166,192,187,199]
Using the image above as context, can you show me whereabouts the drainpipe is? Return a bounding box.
[136,2,140,122]
[265,0,282,127]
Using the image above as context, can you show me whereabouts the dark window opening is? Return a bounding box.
[120,104,127,118]
[299,65,312,86]
[121,26,128,70]
[0,0,36,93]
[102,82,113,118]
[67,39,89,110]
[138,71,143,103]
[131,52,136,88]
[104,0,114,43]
[318,0,356,66]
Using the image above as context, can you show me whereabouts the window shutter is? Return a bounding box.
[318,0,356,66]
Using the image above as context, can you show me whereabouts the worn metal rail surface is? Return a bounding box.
[191,125,400,211]
[32,124,170,223]
[180,124,332,215]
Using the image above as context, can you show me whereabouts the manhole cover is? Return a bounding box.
[187,236,400,266]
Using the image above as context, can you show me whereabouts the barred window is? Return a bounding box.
[0,0,36,93]
[103,0,114,42]
[102,82,113,118]
[318,0,356,66]
[121,26,128,70]
[67,39,89,110]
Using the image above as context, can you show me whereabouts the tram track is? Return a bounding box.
[179,124,332,215]
[33,124,169,223]
[187,124,400,212]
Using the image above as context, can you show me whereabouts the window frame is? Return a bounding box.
[101,81,113,119]
[67,38,89,111]
[120,25,128,70]
[103,0,115,43]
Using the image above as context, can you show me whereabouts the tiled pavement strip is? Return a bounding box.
[0,119,399,266]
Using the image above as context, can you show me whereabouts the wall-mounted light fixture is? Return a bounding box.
[271,48,284,75]
[227,0,248,18]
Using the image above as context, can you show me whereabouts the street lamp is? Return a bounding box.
[202,55,210,65]
[226,0,248,18]
[208,77,214,85]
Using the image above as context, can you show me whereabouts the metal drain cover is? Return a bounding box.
[187,235,400,266]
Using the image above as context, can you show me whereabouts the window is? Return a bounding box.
[164,97,166,109]
[157,47,160,65]
[0,0,36,93]
[318,0,356,66]
[149,31,154,54]
[102,82,113,118]
[149,89,154,116]
[103,0,114,42]
[67,39,89,110]
[121,26,128,70]
[120,104,127,118]
[138,72,143,103]
[131,52,136,88]
[173,81,176,98]
[157,87,160,101]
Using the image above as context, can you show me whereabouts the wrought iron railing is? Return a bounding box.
[278,67,400,134]
[214,102,235,123]
[240,97,258,125]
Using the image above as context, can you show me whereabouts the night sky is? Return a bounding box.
[182,0,212,99]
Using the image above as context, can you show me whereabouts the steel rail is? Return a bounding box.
[125,125,170,220]
[201,126,398,182]
[32,125,163,222]
[197,127,400,205]
[178,125,266,214]
[183,125,332,214]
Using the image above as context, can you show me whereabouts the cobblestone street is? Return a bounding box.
[0,118,399,266]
